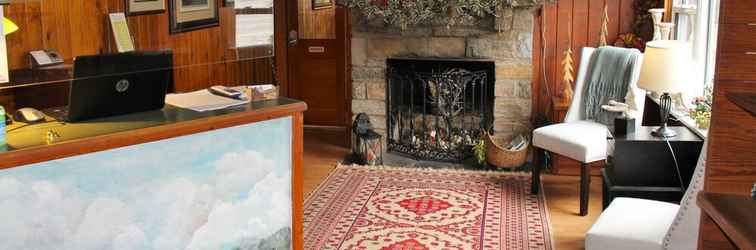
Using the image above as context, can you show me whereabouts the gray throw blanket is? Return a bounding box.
[583,46,642,126]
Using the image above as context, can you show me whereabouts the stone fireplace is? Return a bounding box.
[351,7,537,158]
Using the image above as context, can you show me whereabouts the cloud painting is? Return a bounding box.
[0,117,292,250]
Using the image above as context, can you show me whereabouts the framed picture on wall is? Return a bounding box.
[169,0,219,34]
[223,0,234,7]
[125,0,166,16]
[312,0,333,10]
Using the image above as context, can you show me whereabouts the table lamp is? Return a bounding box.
[638,40,692,138]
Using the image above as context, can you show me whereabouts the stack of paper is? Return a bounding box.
[165,89,249,112]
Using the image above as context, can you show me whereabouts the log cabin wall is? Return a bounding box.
[3,0,274,95]
[532,0,640,122]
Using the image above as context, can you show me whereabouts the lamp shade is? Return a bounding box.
[3,17,18,35]
[638,40,692,93]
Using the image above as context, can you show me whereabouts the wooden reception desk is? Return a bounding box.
[0,98,306,249]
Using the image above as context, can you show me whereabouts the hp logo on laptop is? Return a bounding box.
[115,79,130,93]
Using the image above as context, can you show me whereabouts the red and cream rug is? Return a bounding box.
[304,165,553,250]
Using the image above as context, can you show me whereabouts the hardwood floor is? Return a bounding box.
[302,128,602,250]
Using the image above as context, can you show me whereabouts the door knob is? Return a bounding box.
[288,30,299,47]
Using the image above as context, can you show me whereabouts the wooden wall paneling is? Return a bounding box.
[587,0,605,48]
[555,0,573,101]
[219,7,237,86]
[69,0,108,57]
[606,0,621,44]
[571,0,589,75]
[274,0,289,96]
[40,0,73,59]
[533,0,638,122]
[297,0,335,39]
[618,0,635,34]
[208,34,224,86]
[5,1,44,69]
[4,0,275,96]
[541,1,558,119]
[531,8,543,120]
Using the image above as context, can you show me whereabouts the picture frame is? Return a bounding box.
[223,0,234,7]
[312,0,333,10]
[125,0,166,16]
[169,0,220,34]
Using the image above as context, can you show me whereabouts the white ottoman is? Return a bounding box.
[585,197,680,250]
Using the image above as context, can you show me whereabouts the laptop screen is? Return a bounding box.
[67,51,174,122]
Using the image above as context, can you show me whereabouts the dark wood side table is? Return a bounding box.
[697,192,756,250]
[602,126,703,208]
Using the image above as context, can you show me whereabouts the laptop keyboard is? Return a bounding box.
[42,106,69,121]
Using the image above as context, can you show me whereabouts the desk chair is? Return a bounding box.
[585,141,707,250]
[531,47,646,216]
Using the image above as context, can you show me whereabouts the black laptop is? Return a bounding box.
[47,51,174,122]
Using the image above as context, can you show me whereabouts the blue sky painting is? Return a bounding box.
[0,117,292,250]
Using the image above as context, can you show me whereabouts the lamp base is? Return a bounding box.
[651,92,678,138]
[651,126,678,138]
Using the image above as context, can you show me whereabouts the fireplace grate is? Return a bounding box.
[386,58,495,162]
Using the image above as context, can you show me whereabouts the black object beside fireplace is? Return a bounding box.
[386,58,495,162]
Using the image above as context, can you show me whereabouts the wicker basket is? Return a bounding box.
[485,132,530,169]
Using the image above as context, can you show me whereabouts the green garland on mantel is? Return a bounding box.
[345,0,550,29]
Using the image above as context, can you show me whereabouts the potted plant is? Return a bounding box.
[688,96,711,129]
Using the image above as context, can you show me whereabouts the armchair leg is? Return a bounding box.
[580,162,590,216]
[531,147,542,195]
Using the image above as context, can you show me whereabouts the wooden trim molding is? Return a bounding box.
[291,112,305,250]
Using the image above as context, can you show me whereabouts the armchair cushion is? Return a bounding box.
[585,198,680,250]
[532,121,608,163]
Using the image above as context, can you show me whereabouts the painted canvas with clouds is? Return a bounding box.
[0,117,293,250]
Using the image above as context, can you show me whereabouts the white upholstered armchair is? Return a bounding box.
[585,141,707,250]
[531,47,646,216]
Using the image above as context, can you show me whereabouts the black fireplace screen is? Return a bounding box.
[386,58,495,162]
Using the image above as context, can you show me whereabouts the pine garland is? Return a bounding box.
[345,0,550,29]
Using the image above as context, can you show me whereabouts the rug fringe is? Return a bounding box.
[306,163,534,202]
[336,163,534,177]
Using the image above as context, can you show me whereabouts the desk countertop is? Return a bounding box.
[0,97,306,169]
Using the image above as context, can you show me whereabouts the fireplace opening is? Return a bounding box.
[386,58,495,162]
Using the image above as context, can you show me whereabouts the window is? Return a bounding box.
[235,0,274,48]
[671,0,718,98]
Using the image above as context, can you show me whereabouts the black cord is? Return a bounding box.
[664,138,686,191]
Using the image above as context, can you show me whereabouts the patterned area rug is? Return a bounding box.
[304,165,553,250]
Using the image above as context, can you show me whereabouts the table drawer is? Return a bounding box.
[721,0,756,24]
[716,52,756,81]
[718,24,756,52]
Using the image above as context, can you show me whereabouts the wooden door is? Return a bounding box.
[286,0,349,127]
